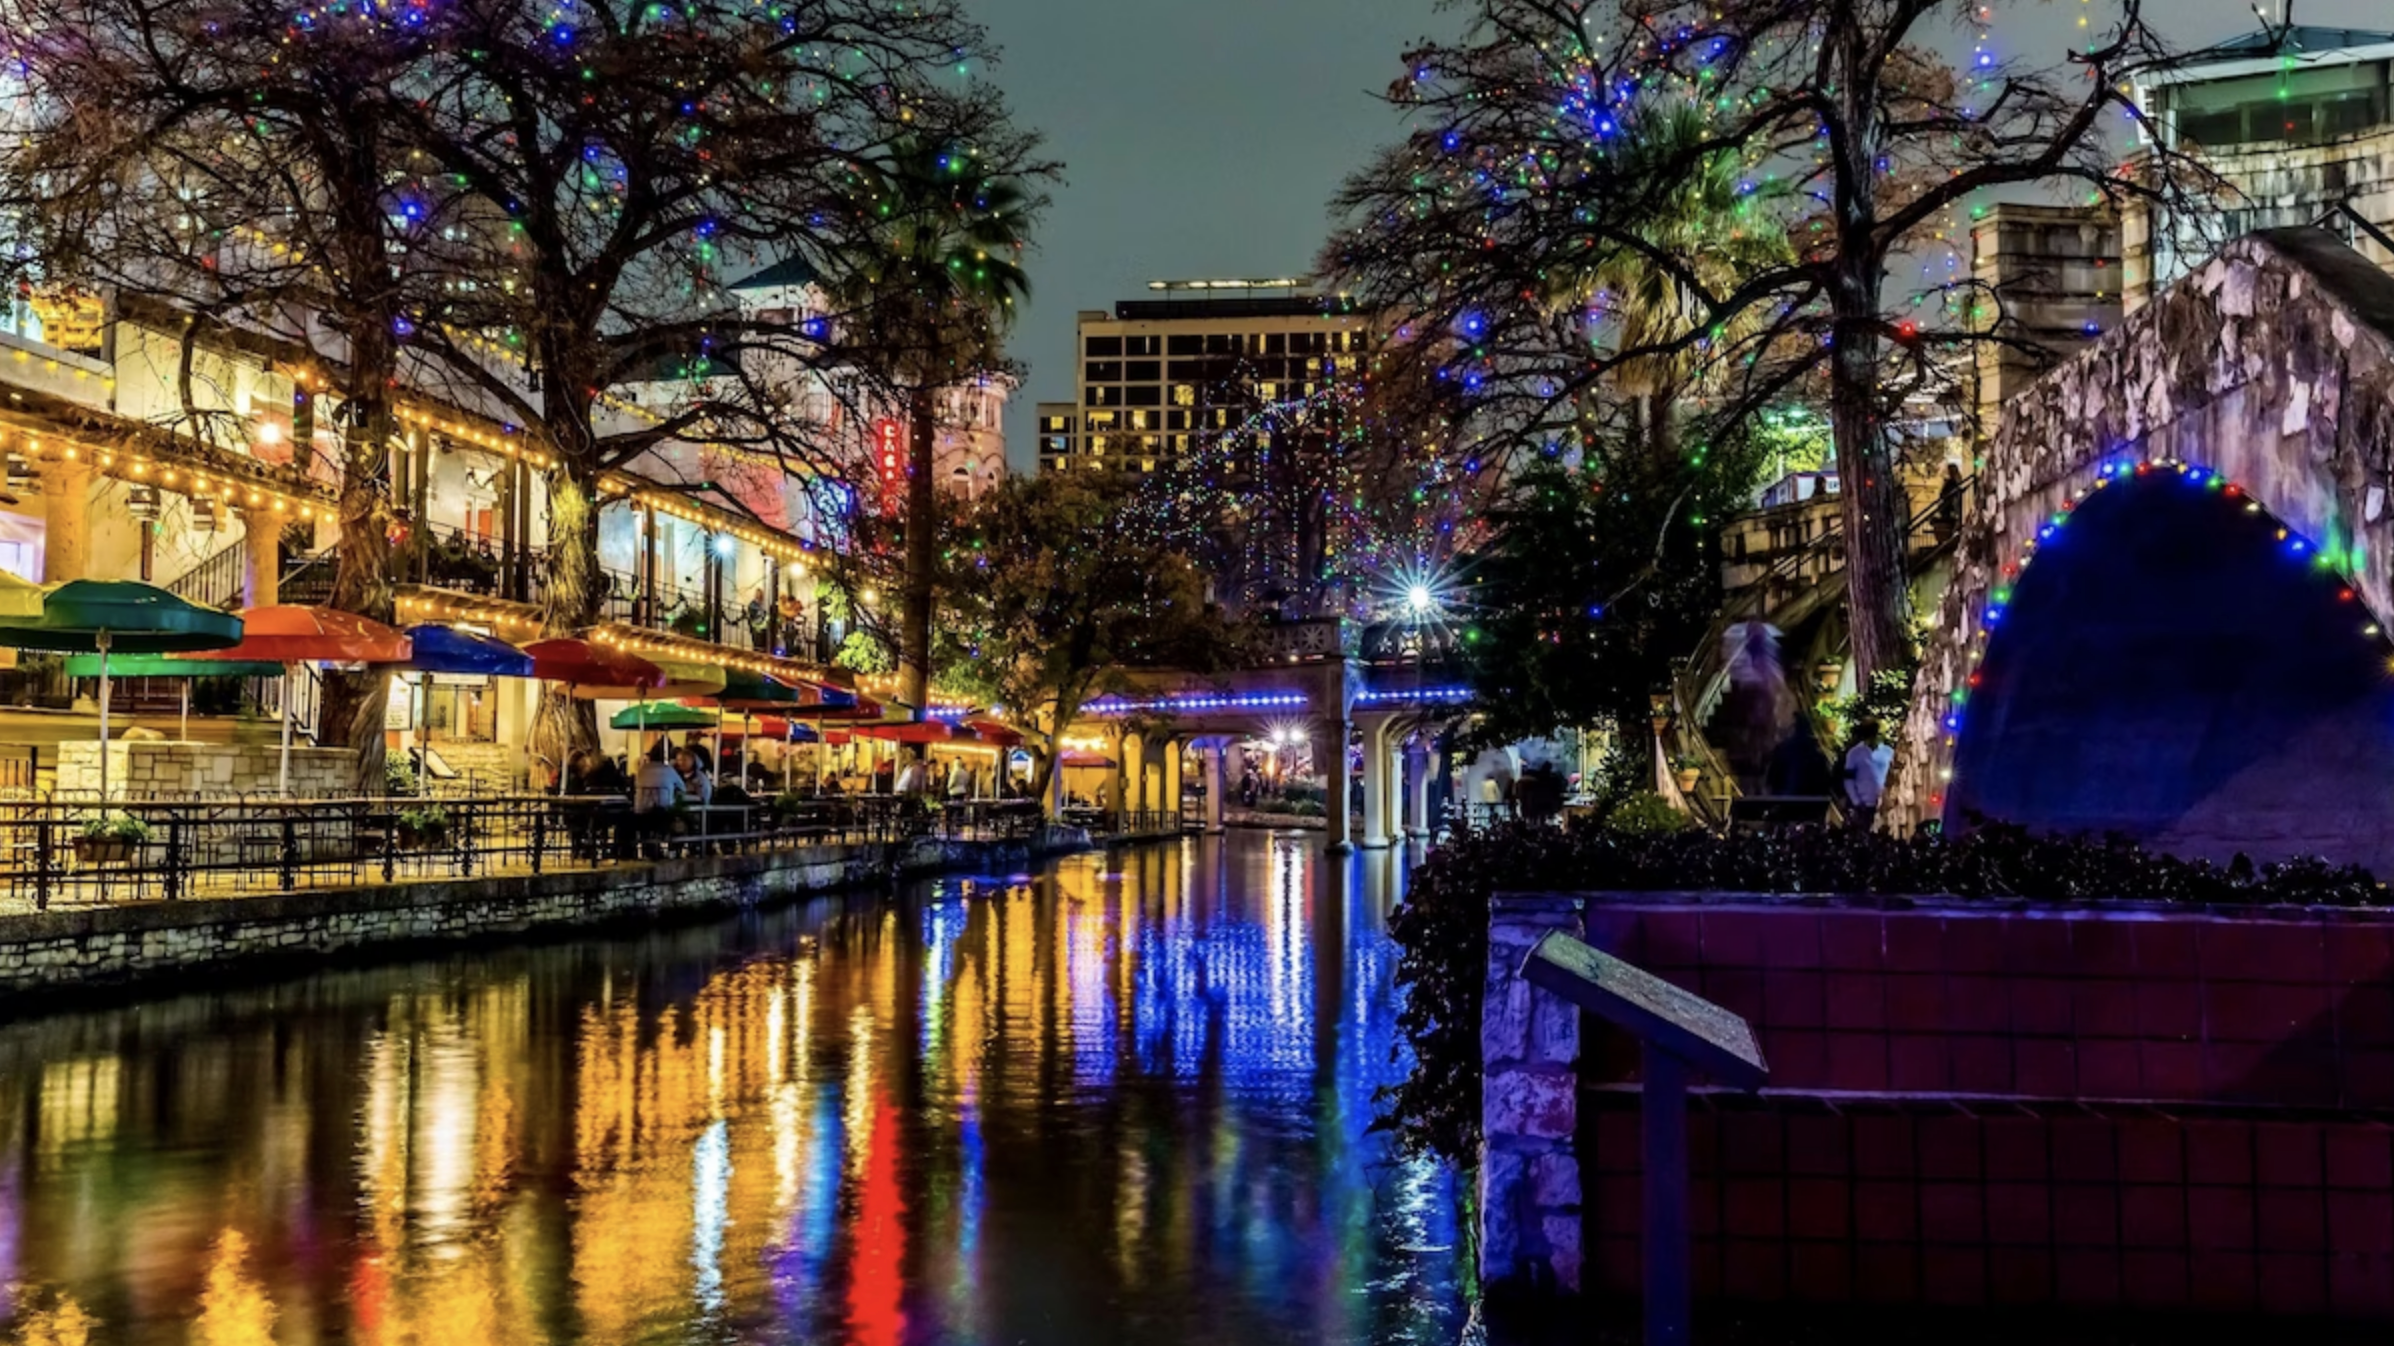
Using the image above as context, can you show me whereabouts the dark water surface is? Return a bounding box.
[0,832,1461,1345]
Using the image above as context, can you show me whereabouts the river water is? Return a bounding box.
[0,831,1462,1345]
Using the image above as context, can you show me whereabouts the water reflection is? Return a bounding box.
[0,833,1456,1345]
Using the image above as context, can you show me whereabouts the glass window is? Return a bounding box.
[1125,384,1161,406]
[1084,361,1122,383]
[1126,335,1162,356]
[1126,360,1160,382]
[1085,335,1122,356]
[1167,334,1202,355]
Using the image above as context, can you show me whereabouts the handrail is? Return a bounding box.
[2322,200,2394,262]
[166,536,248,609]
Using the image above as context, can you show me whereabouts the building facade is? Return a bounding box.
[1035,280,1370,475]
[2127,25,2394,307]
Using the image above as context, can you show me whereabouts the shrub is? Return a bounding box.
[398,803,450,837]
[78,812,151,845]
[384,754,419,796]
[1381,819,2386,1166]
[1605,791,1692,837]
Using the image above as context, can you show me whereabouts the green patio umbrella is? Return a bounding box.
[608,701,719,731]
[0,571,42,620]
[63,653,284,742]
[0,580,243,801]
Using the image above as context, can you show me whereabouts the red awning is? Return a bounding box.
[1058,749,1115,769]
[854,720,958,744]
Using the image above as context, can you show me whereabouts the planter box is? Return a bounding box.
[73,838,136,865]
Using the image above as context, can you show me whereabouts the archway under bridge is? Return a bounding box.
[1939,460,2394,871]
[1886,226,2394,874]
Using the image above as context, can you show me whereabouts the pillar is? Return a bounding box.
[241,509,280,608]
[1360,718,1393,850]
[41,458,92,583]
[1203,742,1226,834]
[1161,737,1183,824]
[1480,893,1585,1299]
[1121,731,1145,819]
[1380,728,1404,844]
[1404,743,1432,839]
[1319,715,1353,853]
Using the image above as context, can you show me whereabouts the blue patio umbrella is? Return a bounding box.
[396,625,535,794]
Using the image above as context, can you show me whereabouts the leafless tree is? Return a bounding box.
[1326,0,2218,680]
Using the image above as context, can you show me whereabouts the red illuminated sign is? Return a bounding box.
[872,418,904,512]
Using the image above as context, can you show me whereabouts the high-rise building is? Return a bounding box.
[1036,280,1370,474]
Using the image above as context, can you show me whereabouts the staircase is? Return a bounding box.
[247,663,322,742]
[279,544,337,606]
[1670,475,1972,823]
[165,536,247,610]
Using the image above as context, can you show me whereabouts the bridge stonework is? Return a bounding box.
[1885,229,2394,835]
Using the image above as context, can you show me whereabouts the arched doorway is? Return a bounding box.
[1945,464,2394,870]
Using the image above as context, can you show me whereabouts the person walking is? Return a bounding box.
[1842,718,1893,832]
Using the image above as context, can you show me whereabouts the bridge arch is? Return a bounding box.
[1887,228,2394,867]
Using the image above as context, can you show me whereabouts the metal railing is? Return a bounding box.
[0,791,1051,911]
[166,536,248,609]
[1668,473,1974,825]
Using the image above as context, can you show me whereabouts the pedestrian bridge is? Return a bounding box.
[1036,625,1478,852]
[1884,227,2394,872]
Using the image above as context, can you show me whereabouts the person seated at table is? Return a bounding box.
[672,746,715,805]
[634,744,685,812]
[569,749,630,796]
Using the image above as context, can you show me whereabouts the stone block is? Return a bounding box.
[1486,1066,1577,1142]
[1531,1152,1582,1209]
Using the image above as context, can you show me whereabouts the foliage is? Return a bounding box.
[397,803,450,837]
[1456,442,1763,745]
[833,630,895,677]
[1607,791,1692,836]
[1325,0,2221,679]
[1824,662,1919,749]
[77,812,151,845]
[1384,819,2388,1163]
[383,754,419,797]
[932,473,1244,802]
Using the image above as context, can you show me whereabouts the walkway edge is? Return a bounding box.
[0,830,1094,1008]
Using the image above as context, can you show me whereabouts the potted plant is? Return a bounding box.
[75,812,150,864]
[397,802,450,850]
[1672,755,1703,794]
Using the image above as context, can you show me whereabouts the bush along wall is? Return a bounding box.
[1382,820,2389,1167]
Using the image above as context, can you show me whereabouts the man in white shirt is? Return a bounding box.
[1842,718,1894,831]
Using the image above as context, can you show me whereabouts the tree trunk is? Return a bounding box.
[533,465,603,786]
[1828,278,1913,683]
[315,327,397,793]
[899,382,937,716]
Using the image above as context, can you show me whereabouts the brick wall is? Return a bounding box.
[1555,894,2394,1318]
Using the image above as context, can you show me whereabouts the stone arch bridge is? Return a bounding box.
[1885,228,2394,871]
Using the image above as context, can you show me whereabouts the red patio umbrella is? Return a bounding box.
[965,718,1024,748]
[523,639,663,792]
[855,720,958,744]
[187,605,413,796]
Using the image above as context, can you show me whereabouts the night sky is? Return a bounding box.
[971,0,2390,469]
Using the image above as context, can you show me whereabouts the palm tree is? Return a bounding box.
[1547,106,1795,458]
[822,138,1035,714]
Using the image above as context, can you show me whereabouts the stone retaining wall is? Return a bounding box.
[55,741,357,799]
[0,830,1088,999]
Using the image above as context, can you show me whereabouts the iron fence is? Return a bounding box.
[0,791,1051,912]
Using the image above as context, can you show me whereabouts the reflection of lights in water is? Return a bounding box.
[194,1228,277,1345]
[691,1118,730,1317]
[36,1056,119,1158]
[846,1100,906,1346]
[414,1007,479,1253]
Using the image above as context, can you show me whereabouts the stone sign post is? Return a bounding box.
[1521,930,1769,1346]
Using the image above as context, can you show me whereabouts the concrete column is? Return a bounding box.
[1319,715,1353,853]
[1381,729,1405,843]
[1121,732,1145,817]
[1404,744,1432,839]
[1360,718,1393,850]
[1480,893,1586,1300]
[1161,737,1183,823]
[1203,742,1225,834]
[241,510,280,608]
[41,458,93,583]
